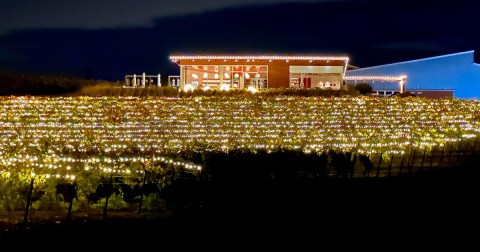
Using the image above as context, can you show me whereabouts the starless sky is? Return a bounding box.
[0,0,339,34]
[0,0,479,80]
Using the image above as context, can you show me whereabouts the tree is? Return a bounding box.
[355,82,373,95]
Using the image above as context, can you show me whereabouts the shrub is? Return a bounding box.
[397,91,416,98]
[0,72,99,96]
[354,82,373,95]
[78,84,180,97]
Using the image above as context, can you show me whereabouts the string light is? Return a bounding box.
[0,95,479,182]
[169,55,349,61]
[184,83,194,92]
[219,84,230,91]
[344,75,407,81]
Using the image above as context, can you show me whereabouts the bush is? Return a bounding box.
[78,84,180,97]
[0,72,100,96]
[397,92,416,98]
[354,82,373,95]
[78,85,364,98]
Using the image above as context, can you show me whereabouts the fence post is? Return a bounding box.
[429,147,435,169]
[438,145,445,167]
[350,152,357,179]
[387,154,394,177]
[456,141,463,165]
[409,149,417,176]
[103,171,114,220]
[446,142,454,166]
[376,151,383,177]
[66,180,77,222]
[420,147,427,172]
[138,168,148,215]
[364,154,371,178]
[23,177,35,228]
[398,153,405,176]
[471,136,477,156]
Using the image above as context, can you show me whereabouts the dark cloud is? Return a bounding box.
[0,0,479,80]
[0,0,340,34]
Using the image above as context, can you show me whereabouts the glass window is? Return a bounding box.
[183,64,268,90]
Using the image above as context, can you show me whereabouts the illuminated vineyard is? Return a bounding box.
[1,96,480,177]
[0,95,479,219]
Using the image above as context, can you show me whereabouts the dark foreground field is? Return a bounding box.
[1,165,478,249]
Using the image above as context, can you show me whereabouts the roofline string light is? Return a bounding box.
[170,55,350,61]
[344,75,407,81]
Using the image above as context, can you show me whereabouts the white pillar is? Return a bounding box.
[220,67,224,88]
[399,78,406,93]
[180,66,184,88]
[157,74,161,87]
[142,72,146,87]
[133,74,137,88]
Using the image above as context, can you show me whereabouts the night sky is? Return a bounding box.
[1,0,479,81]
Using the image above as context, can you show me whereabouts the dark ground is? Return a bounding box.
[1,165,478,249]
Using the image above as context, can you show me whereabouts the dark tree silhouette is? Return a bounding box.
[355,82,373,95]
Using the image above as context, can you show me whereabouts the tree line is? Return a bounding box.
[1,71,377,97]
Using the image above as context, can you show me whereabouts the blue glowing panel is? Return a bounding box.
[346,51,480,99]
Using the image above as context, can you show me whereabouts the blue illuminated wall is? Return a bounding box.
[346,51,480,99]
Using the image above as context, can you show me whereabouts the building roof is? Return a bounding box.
[169,55,349,61]
[348,50,475,72]
[406,89,456,91]
[344,75,406,81]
